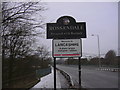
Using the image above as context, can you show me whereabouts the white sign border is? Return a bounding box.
[52,39,82,58]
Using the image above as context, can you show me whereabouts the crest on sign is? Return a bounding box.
[63,18,70,25]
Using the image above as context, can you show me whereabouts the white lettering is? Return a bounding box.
[49,25,82,30]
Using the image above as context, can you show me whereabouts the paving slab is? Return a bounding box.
[31,67,68,89]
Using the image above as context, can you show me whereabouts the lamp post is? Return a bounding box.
[91,34,101,67]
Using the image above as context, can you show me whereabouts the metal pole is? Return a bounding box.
[92,34,101,67]
[54,57,56,90]
[78,57,81,88]
[97,35,101,67]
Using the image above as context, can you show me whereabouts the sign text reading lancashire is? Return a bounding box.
[53,39,81,57]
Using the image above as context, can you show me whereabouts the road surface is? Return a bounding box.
[56,65,119,88]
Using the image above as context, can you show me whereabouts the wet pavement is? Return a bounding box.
[30,67,69,89]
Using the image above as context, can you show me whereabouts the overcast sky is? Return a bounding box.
[34,2,118,57]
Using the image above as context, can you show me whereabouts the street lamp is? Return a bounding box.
[91,34,101,67]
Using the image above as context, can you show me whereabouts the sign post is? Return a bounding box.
[79,57,81,88]
[79,38,82,88]
[54,57,56,90]
[46,16,86,89]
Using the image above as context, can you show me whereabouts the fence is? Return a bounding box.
[36,67,51,79]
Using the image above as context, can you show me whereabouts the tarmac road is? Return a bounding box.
[56,65,119,89]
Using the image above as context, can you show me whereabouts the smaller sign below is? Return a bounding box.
[53,39,82,57]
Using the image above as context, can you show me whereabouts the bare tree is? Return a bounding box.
[35,46,50,68]
[36,46,49,59]
[1,2,46,87]
[105,50,116,65]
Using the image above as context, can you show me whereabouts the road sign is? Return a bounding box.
[46,16,86,89]
[47,16,86,39]
[53,39,82,57]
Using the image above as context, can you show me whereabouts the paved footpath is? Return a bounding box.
[30,67,69,89]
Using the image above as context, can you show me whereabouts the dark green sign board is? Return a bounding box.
[47,16,86,39]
